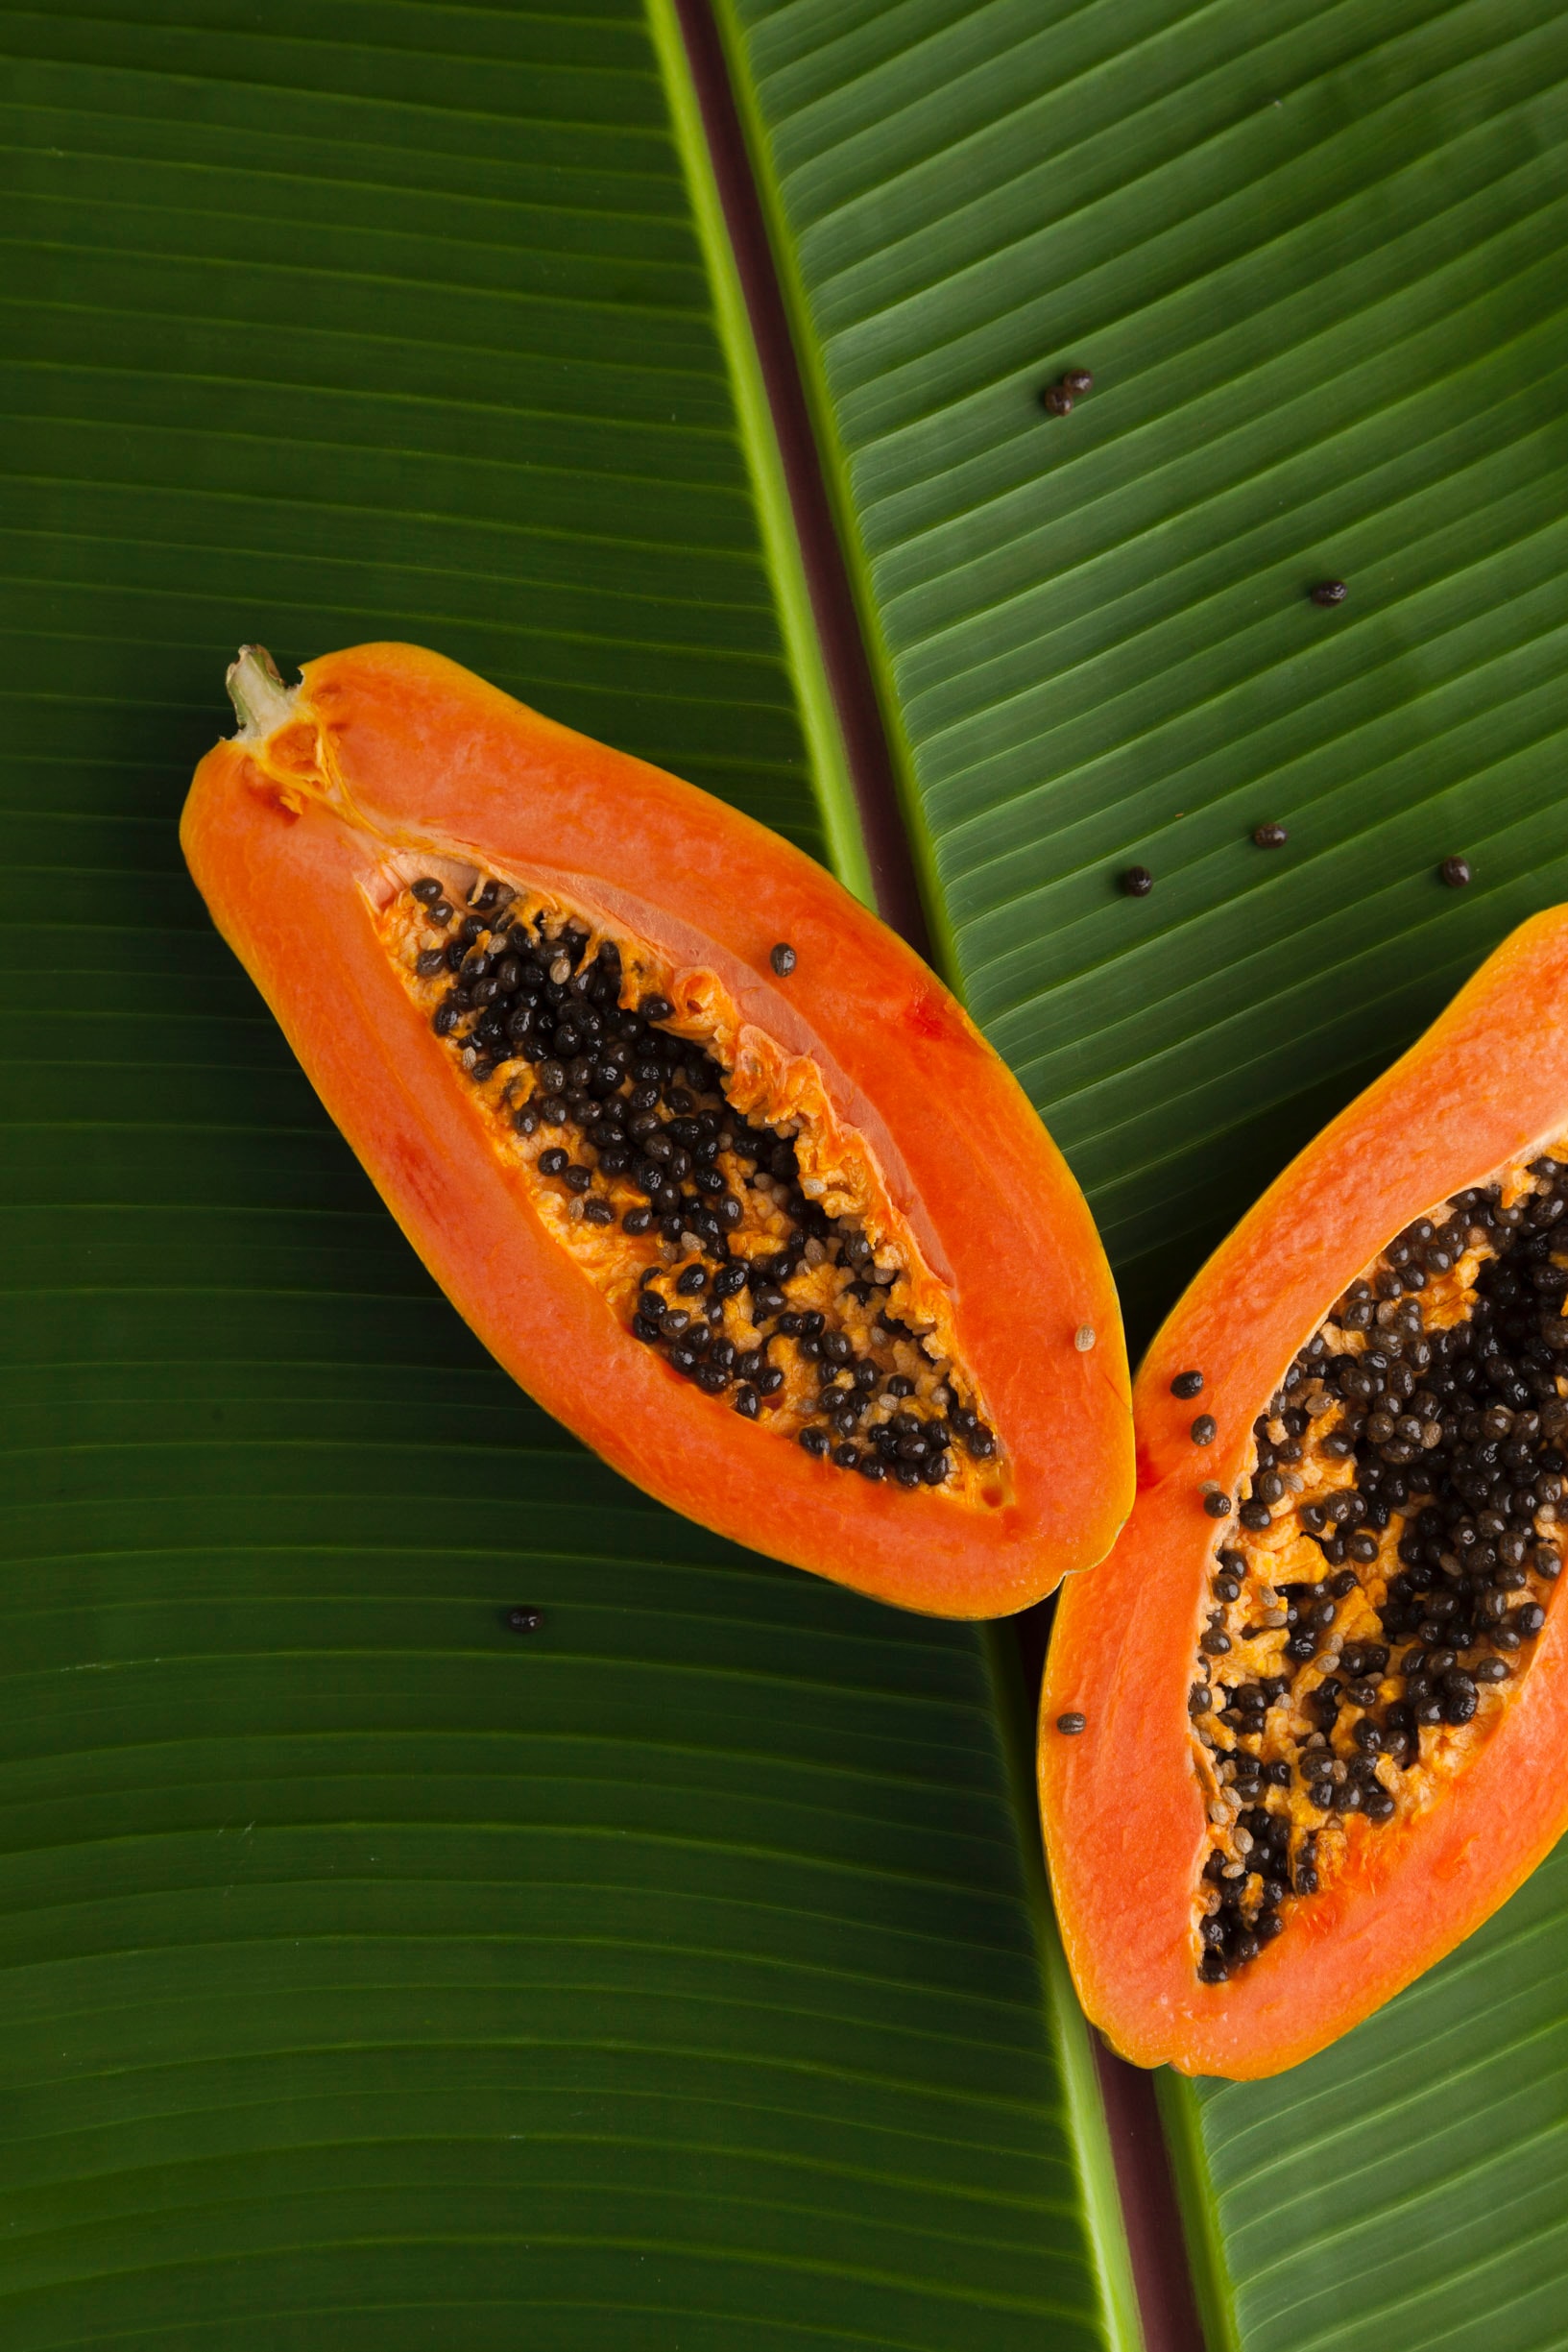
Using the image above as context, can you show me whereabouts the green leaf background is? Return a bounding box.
[722,0,1568,2345]
[0,2,1131,2344]
[4,0,1567,2345]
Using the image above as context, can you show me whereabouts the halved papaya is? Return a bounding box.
[181,643,1131,1618]
[1041,909,1568,2075]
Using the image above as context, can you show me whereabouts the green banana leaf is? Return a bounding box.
[1160,1840,1568,2351]
[7,0,1568,2344]
[722,0,1568,1341]
[719,0,1568,2346]
[0,2,1133,2344]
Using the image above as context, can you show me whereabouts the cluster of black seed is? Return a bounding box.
[407,877,995,1483]
[1194,1155,1567,1983]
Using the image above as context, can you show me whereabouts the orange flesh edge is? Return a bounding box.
[180,643,1132,1616]
[1041,905,1568,2074]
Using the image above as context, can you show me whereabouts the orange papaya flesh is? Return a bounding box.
[181,643,1132,1618]
[1042,908,1568,2076]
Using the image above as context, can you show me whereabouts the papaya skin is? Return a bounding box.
[181,642,1132,1618]
[1041,908,1568,2076]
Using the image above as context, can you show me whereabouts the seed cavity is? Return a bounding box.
[1192,1148,1568,1983]
[381,863,1001,1501]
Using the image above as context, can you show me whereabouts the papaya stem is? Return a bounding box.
[226,644,296,739]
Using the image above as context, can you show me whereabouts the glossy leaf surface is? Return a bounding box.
[721,0,1568,2343]
[1166,1840,1568,2352]
[723,0,1568,1339]
[0,2,1127,2342]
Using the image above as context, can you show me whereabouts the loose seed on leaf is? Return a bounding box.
[1121,865,1154,898]
[1310,580,1348,606]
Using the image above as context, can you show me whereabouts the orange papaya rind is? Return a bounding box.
[182,643,1133,1619]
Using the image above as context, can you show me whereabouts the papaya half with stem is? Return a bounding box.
[1041,909,1568,2075]
[181,642,1132,1618]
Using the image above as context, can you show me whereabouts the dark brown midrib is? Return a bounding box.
[672,9,1206,2349]
[671,0,931,964]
